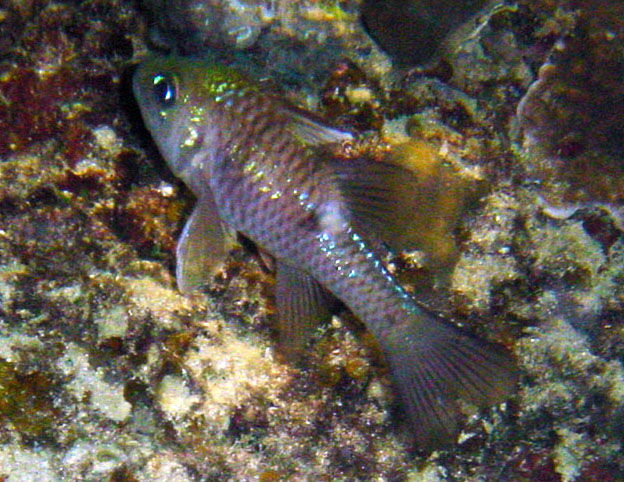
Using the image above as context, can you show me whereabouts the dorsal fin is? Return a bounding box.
[280,102,354,146]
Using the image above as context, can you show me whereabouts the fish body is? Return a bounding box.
[133,55,517,448]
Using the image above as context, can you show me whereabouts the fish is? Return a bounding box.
[132,54,518,449]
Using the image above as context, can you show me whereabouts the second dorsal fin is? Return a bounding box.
[329,140,485,273]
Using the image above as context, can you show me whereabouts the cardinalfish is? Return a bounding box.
[133,55,517,449]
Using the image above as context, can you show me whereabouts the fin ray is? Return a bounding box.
[329,157,426,253]
[281,102,353,146]
[176,190,233,293]
[275,262,335,361]
[381,313,518,449]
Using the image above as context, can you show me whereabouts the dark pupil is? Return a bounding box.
[152,75,176,107]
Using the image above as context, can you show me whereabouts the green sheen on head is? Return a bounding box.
[132,55,255,192]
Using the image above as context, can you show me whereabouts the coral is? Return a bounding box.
[450,190,522,313]
[156,374,200,419]
[0,444,58,482]
[145,0,277,50]
[143,0,389,95]
[59,344,132,423]
[514,0,624,207]
[360,0,493,66]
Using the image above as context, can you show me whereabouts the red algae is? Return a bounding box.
[0,66,92,159]
[118,184,184,258]
[0,1,138,159]
[507,447,560,481]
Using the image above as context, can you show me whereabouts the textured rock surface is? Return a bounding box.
[0,0,622,479]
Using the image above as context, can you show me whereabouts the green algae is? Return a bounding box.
[0,359,57,441]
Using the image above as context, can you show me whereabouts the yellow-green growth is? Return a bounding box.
[0,359,57,440]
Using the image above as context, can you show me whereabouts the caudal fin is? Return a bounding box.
[381,313,518,449]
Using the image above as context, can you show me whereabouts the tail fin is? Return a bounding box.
[381,313,518,450]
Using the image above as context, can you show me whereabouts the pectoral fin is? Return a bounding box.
[176,191,233,294]
[275,262,334,361]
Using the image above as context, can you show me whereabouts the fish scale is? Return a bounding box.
[133,54,518,449]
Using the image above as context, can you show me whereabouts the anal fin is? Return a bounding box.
[275,262,335,361]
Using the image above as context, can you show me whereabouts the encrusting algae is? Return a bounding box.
[132,54,518,449]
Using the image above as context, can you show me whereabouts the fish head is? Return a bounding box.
[133,55,251,194]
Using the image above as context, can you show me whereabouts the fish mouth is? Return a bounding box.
[158,115,187,173]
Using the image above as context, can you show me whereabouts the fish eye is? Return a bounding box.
[152,73,177,107]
